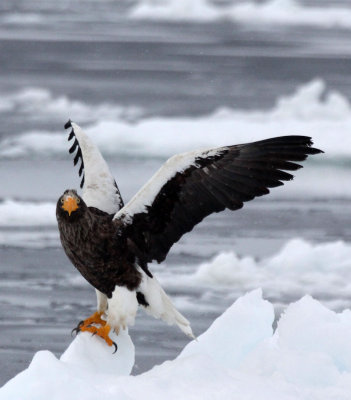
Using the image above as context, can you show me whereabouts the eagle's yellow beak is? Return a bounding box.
[62,196,79,216]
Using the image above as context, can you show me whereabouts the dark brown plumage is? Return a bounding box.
[56,190,142,298]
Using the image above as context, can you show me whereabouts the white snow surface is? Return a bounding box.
[0,79,349,160]
[3,290,351,399]
[130,0,351,29]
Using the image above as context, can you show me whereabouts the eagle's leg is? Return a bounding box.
[71,311,106,336]
[106,286,139,334]
[80,324,117,352]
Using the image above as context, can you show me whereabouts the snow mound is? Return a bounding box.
[130,0,351,29]
[180,289,274,370]
[2,290,351,399]
[0,329,134,400]
[61,329,134,375]
[241,295,351,390]
[1,79,349,159]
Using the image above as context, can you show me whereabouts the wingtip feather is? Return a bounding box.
[64,119,72,130]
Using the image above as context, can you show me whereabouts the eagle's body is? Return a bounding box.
[57,121,322,346]
[57,190,192,336]
[57,204,141,296]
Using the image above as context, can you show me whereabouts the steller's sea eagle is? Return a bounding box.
[56,121,322,349]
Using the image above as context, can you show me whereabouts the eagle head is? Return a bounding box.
[56,189,86,221]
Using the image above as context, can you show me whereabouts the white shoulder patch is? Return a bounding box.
[114,147,226,223]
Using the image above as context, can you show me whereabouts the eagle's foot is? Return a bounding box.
[82,311,106,327]
[80,324,118,352]
[71,311,106,336]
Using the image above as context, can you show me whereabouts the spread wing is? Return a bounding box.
[65,120,124,214]
[114,136,322,264]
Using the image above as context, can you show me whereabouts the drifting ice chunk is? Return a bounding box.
[3,290,351,399]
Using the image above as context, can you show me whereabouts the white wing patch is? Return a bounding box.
[114,147,227,223]
[71,122,122,214]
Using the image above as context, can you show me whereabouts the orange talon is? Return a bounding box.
[82,311,106,327]
[80,323,114,347]
[71,311,107,337]
[72,313,118,352]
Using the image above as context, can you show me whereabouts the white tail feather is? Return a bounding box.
[139,271,195,339]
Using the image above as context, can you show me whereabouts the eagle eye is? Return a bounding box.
[61,198,64,204]
[77,198,80,204]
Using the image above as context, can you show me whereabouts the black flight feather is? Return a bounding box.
[64,119,72,130]
[68,130,75,141]
[73,148,82,166]
[69,139,79,154]
[118,136,323,264]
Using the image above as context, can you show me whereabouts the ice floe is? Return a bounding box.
[0,79,348,159]
[2,290,351,399]
[0,199,56,227]
[193,239,351,293]
[130,0,351,29]
[0,87,142,125]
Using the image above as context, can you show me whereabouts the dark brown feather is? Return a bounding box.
[56,191,142,298]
